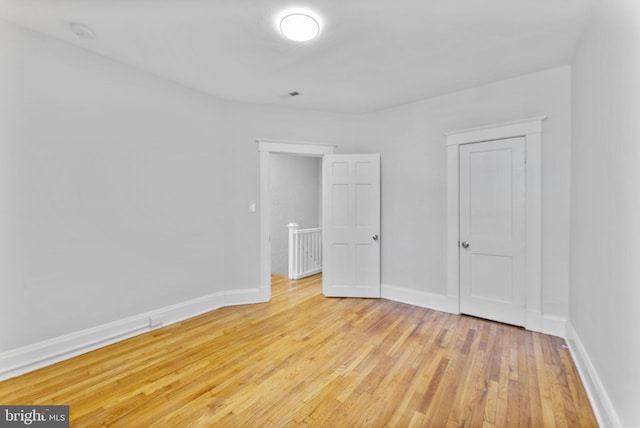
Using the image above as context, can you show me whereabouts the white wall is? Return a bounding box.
[269,155,321,275]
[0,21,227,352]
[570,0,640,426]
[342,67,572,320]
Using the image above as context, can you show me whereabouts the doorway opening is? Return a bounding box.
[257,140,336,302]
[269,154,322,280]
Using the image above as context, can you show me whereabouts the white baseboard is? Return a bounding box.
[541,314,567,338]
[566,321,622,428]
[0,287,265,382]
[381,284,452,314]
[224,287,262,306]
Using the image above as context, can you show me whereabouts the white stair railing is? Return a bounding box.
[287,223,322,280]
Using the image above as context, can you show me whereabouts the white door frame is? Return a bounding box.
[257,139,336,302]
[445,117,546,332]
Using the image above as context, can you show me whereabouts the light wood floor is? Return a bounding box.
[0,274,596,427]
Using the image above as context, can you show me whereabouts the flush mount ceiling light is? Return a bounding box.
[279,13,320,42]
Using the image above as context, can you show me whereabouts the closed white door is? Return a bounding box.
[322,154,380,298]
[459,138,526,326]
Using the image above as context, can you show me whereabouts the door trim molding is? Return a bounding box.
[445,117,546,332]
[257,140,336,302]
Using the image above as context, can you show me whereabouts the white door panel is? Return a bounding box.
[460,138,526,326]
[323,154,380,298]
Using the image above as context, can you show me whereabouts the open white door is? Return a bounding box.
[459,137,526,326]
[322,154,380,298]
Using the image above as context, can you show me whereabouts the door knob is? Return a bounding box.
[372,234,379,241]
[461,241,470,249]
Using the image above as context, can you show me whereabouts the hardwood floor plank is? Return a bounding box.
[0,274,597,427]
[525,331,544,427]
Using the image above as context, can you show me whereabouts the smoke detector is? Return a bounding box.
[69,22,95,39]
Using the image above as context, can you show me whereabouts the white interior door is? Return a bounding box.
[459,137,526,326]
[322,154,380,298]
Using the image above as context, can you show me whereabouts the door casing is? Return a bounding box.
[445,117,545,333]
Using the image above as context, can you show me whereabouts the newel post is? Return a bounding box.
[287,223,299,279]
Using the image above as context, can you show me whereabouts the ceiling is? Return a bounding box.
[0,0,596,113]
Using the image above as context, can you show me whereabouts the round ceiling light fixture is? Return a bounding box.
[279,13,320,42]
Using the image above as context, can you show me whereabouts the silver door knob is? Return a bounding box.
[372,234,379,241]
[461,241,470,249]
